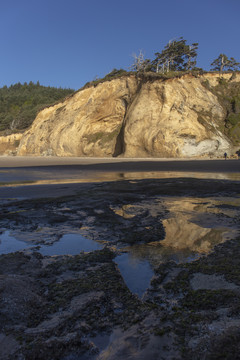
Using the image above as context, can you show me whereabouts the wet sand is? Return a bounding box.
[1,156,240,200]
[0,155,240,172]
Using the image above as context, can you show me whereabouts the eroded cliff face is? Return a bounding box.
[17,77,138,157]
[15,73,240,158]
[0,133,23,155]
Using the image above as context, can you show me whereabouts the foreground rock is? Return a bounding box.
[0,248,148,360]
[1,177,240,358]
[1,237,240,359]
[14,73,240,158]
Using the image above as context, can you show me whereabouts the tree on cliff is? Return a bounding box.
[185,43,199,70]
[130,50,151,72]
[211,54,240,73]
[152,38,198,73]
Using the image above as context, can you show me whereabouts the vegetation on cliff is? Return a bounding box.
[137,38,200,73]
[210,54,240,73]
[129,38,239,74]
[0,82,74,133]
[83,38,239,90]
[205,76,240,145]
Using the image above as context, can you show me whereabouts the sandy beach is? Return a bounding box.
[0,155,240,172]
[1,156,240,199]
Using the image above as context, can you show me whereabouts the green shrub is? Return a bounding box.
[229,123,240,144]
[218,77,228,86]
[227,113,240,126]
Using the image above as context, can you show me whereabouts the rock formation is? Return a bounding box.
[3,73,240,157]
[0,133,22,155]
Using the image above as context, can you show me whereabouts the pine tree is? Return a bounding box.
[211,54,240,73]
[152,38,198,73]
[185,43,198,70]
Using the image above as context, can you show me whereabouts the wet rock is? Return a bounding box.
[1,178,240,359]
[0,248,147,359]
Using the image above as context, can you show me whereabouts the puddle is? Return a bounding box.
[40,233,103,255]
[0,232,103,256]
[0,231,153,297]
[115,253,154,297]
[122,243,199,269]
[112,196,240,295]
[160,197,240,254]
[114,243,200,295]
[0,231,32,254]
[111,196,240,269]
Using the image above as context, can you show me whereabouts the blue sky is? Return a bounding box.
[1,0,240,90]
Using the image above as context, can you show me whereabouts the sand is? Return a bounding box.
[0,155,240,172]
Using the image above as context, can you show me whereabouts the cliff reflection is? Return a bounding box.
[122,197,240,268]
[1,170,240,187]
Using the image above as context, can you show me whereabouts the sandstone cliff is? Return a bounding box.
[0,133,23,155]
[12,73,240,157]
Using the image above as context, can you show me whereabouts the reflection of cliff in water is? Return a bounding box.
[161,216,227,253]
[122,197,240,268]
[161,197,239,252]
[1,169,240,188]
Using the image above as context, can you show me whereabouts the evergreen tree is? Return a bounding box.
[152,38,198,73]
[185,43,199,70]
[0,82,74,132]
[211,54,240,73]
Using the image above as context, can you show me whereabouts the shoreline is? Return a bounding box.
[0,155,240,173]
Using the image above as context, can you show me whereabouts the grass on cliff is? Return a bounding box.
[81,68,207,90]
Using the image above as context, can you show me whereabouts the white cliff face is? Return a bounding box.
[14,73,240,158]
[123,76,229,157]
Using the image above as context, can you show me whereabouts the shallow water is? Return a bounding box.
[40,233,103,255]
[0,231,198,296]
[0,231,32,254]
[114,253,154,297]
[0,231,155,296]
[1,169,240,187]
[160,196,240,254]
[121,243,199,269]
[0,232,103,256]
[112,195,240,267]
